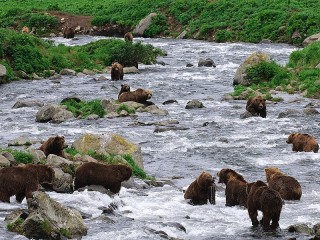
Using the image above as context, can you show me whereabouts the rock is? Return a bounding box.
[186,63,193,67]
[1,152,15,164]
[288,224,313,236]
[303,32,320,46]
[0,64,7,77]
[185,99,204,109]
[142,105,169,115]
[198,58,216,67]
[303,108,319,115]
[86,114,100,120]
[49,73,61,80]
[82,69,95,75]
[133,13,157,36]
[26,148,46,164]
[123,66,139,74]
[154,126,189,133]
[233,52,271,86]
[0,154,10,168]
[8,136,33,146]
[60,68,76,76]
[47,154,74,168]
[52,168,73,193]
[314,223,320,238]
[240,111,254,119]
[144,179,174,187]
[5,191,87,239]
[36,104,73,123]
[77,185,113,195]
[101,98,121,113]
[278,109,302,118]
[12,100,44,108]
[259,39,273,44]
[72,133,144,169]
[316,63,320,69]
[163,99,178,105]
[32,73,41,80]
[176,30,188,39]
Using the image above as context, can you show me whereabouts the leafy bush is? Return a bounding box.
[61,99,106,118]
[215,30,232,42]
[144,14,168,37]
[1,149,33,164]
[246,61,282,85]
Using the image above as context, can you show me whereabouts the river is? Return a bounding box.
[0,36,319,240]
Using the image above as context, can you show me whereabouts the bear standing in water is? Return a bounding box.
[246,95,267,118]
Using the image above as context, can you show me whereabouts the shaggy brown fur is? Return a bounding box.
[74,162,132,194]
[0,164,54,203]
[21,26,29,33]
[118,87,153,104]
[265,167,302,200]
[63,27,75,39]
[246,180,283,230]
[118,83,131,99]
[246,95,267,118]
[111,62,124,80]
[124,32,133,42]
[184,171,216,205]
[38,135,68,158]
[286,133,319,153]
[217,168,248,207]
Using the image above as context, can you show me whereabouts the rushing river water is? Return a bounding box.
[0,36,319,240]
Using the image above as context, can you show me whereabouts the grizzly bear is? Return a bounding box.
[286,133,319,153]
[184,171,216,205]
[0,164,54,203]
[21,26,29,33]
[38,135,68,158]
[74,162,132,194]
[246,180,283,230]
[217,168,248,207]
[265,167,302,200]
[124,32,133,42]
[118,83,131,99]
[118,86,153,105]
[111,62,124,80]
[63,26,75,39]
[246,95,267,118]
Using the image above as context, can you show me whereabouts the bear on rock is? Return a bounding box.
[265,167,302,200]
[184,171,216,205]
[74,162,132,194]
[38,135,68,158]
[217,168,248,207]
[246,95,267,118]
[246,180,283,230]
[286,133,319,153]
[0,164,55,203]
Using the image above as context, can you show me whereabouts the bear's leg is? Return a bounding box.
[0,193,11,203]
[109,183,121,194]
[270,215,280,229]
[16,192,26,203]
[260,108,267,118]
[262,214,271,230]
[248,208,259,226]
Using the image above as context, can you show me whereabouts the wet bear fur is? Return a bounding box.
[217,168,248,207]
[74,162,132,194]
[246,180,283,230]
[286,133,319,153]
[118,85,153,105]
[246,95,267,118]
[63,27,75,39]
[0,164,55,203]
[111,62,124,80]
[124,32,133,42]
[265,167,302,200]
[118,83,131,99]
[184,171,216,205]
[39,135,68,158]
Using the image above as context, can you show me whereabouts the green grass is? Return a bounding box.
[1,148,33,164]
[116,104,136,114]
[61,99,106,118]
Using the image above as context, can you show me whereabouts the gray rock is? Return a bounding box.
[52,168,73,193]
[186,99,204,109]
[198,58,216,67]
[26,148,46,164]
[278,109,302,118]
[47,154,74,168]
[60,68,76,76]
[288,224,313,236]
[12,100,44,108]
[8,136,33,146]
[303,32,320,46]
[0,64,7,77]
[259,39,273,44]
[303,108,319,115]
[133,13,157,36]
[163,99,178,105]
[51,108,74,123]
[36,104,74,123]
[176,30,188,39]
[123,66,139,74]
[0,155,10,168]
[240,111,254,119]
[186,63,193,67]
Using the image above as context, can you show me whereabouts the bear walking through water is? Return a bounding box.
[286,133,319,153]
[246,95,267,118]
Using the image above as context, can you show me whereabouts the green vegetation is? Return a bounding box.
[7,217,24,232]
[232,41,320,99]
[0,28,164,83]
[59,228,71,238]
[1,148,33,164]
[61,99,106,118]
[1,0,319,43]
[116,104,136,114]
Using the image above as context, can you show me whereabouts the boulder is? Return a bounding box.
[233,52,271,86]
[123,66,139,74]
[60,68,76,76]
[0,64,7,77]
[26,148,46,164]
[185,99,205,109]
[133,13,157,36]
[52,168,73,193]
[0,154,10,168]
[198,58,216,67]
[8,136,33,146]
[36,104,73,123]
[72,133,144,169]
[302,33,320,46]
[12,100,44,108]
[5,191,87,239]
[176,30,188,39]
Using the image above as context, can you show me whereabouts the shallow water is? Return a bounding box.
[0,36,319,239]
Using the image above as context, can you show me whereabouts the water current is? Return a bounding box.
[0,36,319,239]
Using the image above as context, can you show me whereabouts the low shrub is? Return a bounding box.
[1,149,33,164]
[61,99,106,118]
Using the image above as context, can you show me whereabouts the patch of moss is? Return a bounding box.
[61,99,106,118]
[116,104,136,114]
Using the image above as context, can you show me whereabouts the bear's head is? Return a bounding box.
[120,84,131,93]
[264,167,282,182]
[112,62,122,71]
[112,164,132,181]
[253,96,266,110]
[53,136,68,149]
[144,89,153,99]
[217,168,246,184]
[286,133,298,144]
[196,171,215,189]
[246,180,267,195]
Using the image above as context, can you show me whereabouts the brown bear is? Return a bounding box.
[38,135,68,158]
[184,171,216,205]
[265,167,302,200]
[246,95,267,118]
[217,168,248,207]
[118,83,131,99]
[63,26,75,39]
[246,180,283,230]
[286,133,319,153]
[0,164,54,203]
[124,32,133,42]
[21,26,29,33]
[118,86,153,105]
[74,162,132,194]
[111,62,124,80]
